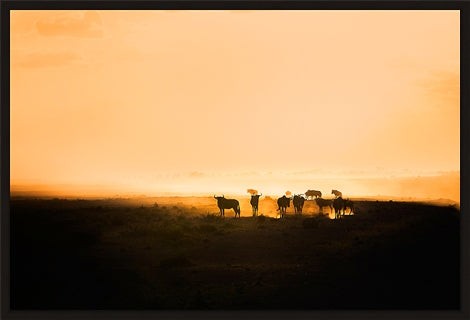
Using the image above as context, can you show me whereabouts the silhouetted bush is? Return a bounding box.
[302,218,319,229]
[202,213,222,222]
[256,215,267,222]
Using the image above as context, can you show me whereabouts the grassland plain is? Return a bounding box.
[10,196,459,309]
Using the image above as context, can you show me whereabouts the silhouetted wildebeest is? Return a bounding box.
[277,195,291,218]
[214,195,240,218]
[331,189,342,198]
[343,199,354,214]
[293,194,305,214]
[314,198,333,214]
[250,193,262,216]
[305,190,322,200]
[333,196,345,219]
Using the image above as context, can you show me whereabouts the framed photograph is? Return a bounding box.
[2,1,468,319]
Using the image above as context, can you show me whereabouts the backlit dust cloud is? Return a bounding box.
[10,10,459,202]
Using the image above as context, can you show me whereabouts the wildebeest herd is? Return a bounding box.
[214,189,354,219]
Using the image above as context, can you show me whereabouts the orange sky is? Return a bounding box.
[10,10,460,200]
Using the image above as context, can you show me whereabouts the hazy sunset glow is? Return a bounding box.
[10,10,460,201]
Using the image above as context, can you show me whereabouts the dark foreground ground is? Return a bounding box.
[10,197,460,309]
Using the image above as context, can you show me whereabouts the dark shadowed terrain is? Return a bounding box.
[10,196,459,309]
